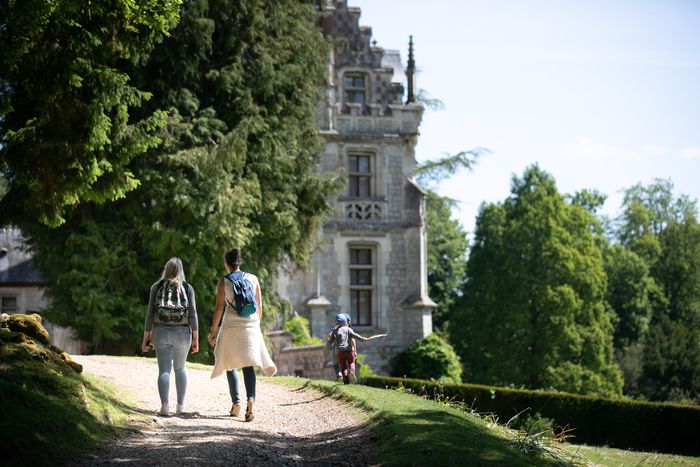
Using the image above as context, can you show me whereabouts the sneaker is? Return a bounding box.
[349,372,357,384]
[176,404,185,415]
[159,403,170,416]
[230,403,241,417]
[245,400,255,422]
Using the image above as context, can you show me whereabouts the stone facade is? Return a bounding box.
[274,0,436,376]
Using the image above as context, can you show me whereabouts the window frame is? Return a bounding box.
[343,72,367,107]
[348,246,375,326]
[0,295,18,314]
[347,152,373,199]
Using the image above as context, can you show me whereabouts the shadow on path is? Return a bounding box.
[70,420,374,466]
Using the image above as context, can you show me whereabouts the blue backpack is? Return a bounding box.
[225,271,257,317]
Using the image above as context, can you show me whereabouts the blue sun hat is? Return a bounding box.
[335,313,348,325]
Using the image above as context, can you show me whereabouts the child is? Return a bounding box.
[328,313,356,381]
[330,313,367,384]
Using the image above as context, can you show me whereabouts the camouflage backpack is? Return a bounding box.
[154,280,190,326]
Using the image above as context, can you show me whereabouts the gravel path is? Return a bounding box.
[70,355,376,466]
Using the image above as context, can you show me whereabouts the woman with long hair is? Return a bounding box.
[209,248,276,422]
[142,257,199,416]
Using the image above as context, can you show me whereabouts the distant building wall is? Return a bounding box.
[0,227,86,354]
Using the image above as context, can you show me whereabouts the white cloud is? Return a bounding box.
[680,147,700,160]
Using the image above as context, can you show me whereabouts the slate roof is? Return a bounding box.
[0,258,45,285]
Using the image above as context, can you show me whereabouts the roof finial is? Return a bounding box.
[406,35,417,104]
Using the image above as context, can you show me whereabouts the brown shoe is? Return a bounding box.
[245,400,254,422]
[230,403,241,417]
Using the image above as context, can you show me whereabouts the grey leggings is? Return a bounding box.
[153,325,192,405]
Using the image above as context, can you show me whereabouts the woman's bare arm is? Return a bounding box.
[255,278,262,320]
[208,278,225,347]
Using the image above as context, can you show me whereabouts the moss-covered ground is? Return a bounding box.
[0,315,147,466]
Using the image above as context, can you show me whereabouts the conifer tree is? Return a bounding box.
[0,0,181,226]
[17,0,336,357]
[451,165,622,396]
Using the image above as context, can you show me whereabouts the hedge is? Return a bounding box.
[363,375,700,455]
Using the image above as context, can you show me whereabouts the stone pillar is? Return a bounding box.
[306,296,332,339]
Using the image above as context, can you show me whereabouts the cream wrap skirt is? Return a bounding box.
[210,310,277,379]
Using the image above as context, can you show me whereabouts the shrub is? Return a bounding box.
[390,333,462,383]
[283,315,322,347]
[363,375,700,455]
[356,353,375,380]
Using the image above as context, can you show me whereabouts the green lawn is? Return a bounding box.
[267,375,700,467]
[268,376,582,466]
[566,444,700,466]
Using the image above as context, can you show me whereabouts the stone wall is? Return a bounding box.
[268,331,336,380]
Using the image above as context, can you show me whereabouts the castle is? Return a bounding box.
[273,1,436,375]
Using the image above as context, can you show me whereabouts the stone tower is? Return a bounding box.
[275,0,436,374]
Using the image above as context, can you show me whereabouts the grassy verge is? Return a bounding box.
[267,376,583,466]
[0,316,148,466]
[267,376,700,467]
[566,444,700,466]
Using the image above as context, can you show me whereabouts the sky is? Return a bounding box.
[351,0,700,237]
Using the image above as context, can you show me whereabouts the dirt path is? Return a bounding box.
[70,355,376,466]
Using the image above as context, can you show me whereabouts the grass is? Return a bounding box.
[565,444,700,466]
[267,375,583,466]
[0,321,148,467]
[267,375,700,467]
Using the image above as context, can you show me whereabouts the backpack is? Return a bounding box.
[225,271,257,317]
[154,280,190,326]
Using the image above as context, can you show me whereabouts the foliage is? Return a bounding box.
[616,179,697,263]
[283,315,322,347]
[0,315,138,465]
[413,148,487,188]
[425,193,469,329]
[363,375,700,456]
[640,314,700,404]
[602,245,658,350]
[615,180,700,403]
[17,0,337,358]
[271,376,559,466]
[391,333,462,383]
[356,352,375,380]
[451,165,622,396]
[509,411,555,435]
[0,0,181,227]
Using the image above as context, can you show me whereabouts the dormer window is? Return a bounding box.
[348,153,372,198]
[344,73,366,105]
